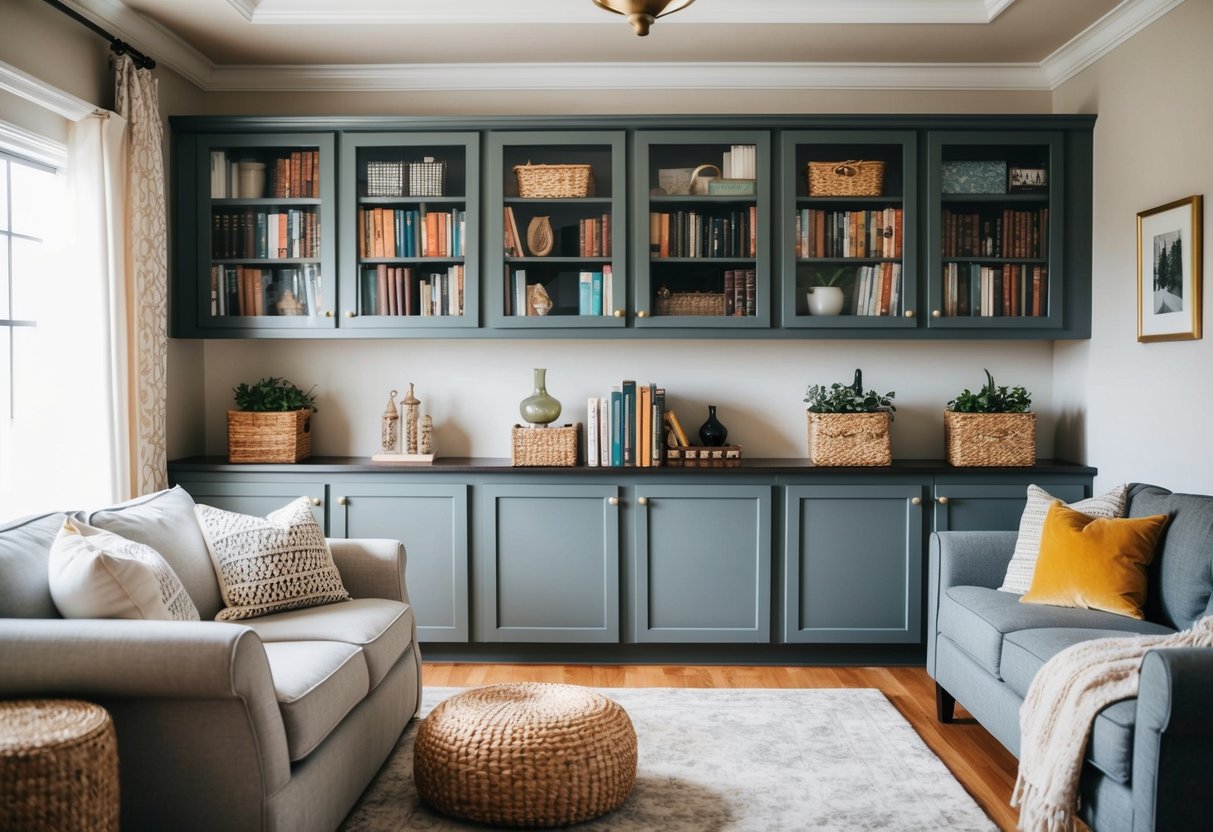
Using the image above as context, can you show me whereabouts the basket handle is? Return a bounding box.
[832,160,866,178]
[690,164,721,187]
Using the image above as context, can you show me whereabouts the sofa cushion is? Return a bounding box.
[0,512,66,618]
[48,518,200,621]
[1127,484,1213,630]
[1001,627,1161,784]
[242,598,412,690]
[262,640,369,762]
[86,486,224,620]
[939,585,1173,677]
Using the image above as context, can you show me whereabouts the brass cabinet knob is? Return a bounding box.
[337,496,349,506]
[636,310,649,318]
[309,497,321,506]
[904,309,915,318]
[613,309,624,318]
[324,309,334,318]
[931,309,942,318]
[638,497,649,506]
[937,496,949,505]
[344,310,355,318]
[911,496,921,505]
[607,496,619,506]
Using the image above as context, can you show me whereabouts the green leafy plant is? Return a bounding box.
[804,369,895,416]
[811,266,850,287]
[947,369,1031,413]
[233,377,318,413]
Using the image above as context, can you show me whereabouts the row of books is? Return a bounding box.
[942,207,1049,258]
[721,144,758,180]
[578,216,611,257]
[209,150,320,200]
[503,266,615,316]
[851,263,903,317]
[209,264,321,317]
[361,265,465,317]
[794,208,903,259]
[211,209,318,260]
[941,263,1049,317]
[357,208,465,259]
[649,207,757,259]
[723,268,757,316]
[586,382,670,468]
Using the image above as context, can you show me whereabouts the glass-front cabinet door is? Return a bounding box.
[339,132,479,331]
[486,131,627,330]
[926,131,1064,330]
[779,131,917,329]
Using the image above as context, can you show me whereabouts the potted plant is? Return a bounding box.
[805,267,848,317]
[803,369,895,466]
[227,376,318,463]
[944,369,1035,466]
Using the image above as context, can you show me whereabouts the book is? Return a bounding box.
[621,381,636,466]
[638,384,651,468]
[505,206,523,257]
[610,387,623,467]
[651,386,665,467]
[602,265,614,316]
[665,409,690,447]
[599,396,611,467]
[514,268,527,316]
[579,271,592,316]
[590,271,604,316]
[586,397,600,467]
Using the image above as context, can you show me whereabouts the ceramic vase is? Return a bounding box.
[698,405,728,447]
[519,368,562,426]
[526,216,554,257]
[806,286,845,316]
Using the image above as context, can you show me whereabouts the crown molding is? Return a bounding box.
[0,120,69,169]
[1041,0,1185,88]
[65,0,216,89]
[0,60,95,121]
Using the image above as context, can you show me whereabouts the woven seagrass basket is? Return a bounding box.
[944,411,1036,467]
[806,160,885,197]
[807,411,892,466]
[655,292,726,317]
[514,163,594,198]
[227,409,312,463]
[511,423,580,467]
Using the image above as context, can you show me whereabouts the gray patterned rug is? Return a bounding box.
[340,686,997,831]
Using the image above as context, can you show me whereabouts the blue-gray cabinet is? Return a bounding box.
[931,477,1088,532]
[180,478,328,529]
[631,485,772,643]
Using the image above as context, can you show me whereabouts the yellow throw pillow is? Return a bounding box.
[1020,501,1168,620]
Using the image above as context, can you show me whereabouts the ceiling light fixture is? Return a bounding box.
[592,0,696,37]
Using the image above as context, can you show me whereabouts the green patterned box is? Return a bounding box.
[941,161,1006,194]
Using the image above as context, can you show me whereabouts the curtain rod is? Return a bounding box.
[42,0,156,70]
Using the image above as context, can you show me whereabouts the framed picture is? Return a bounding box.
[1008,166,1047,192]
[1137,195,1203,342]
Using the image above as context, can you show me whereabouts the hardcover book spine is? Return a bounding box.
[586,397,600,467]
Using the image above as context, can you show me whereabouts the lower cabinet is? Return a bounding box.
[178,479,328,528]
[932,477,1089,532]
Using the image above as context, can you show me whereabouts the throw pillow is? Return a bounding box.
[1021,501,1168,619]
[998,483,1128,594]
[48,518,201,621]
[195,497,349,621]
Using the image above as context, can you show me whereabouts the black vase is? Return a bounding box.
[698,405,728,447]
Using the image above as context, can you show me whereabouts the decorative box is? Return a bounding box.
[366,161,404,197]
[408,157,446,197]
[941,161,1006,194]
[707,179,756,196]
[511,423,580,467]
[666,445,743,463]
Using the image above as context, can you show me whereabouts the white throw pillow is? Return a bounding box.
[195,497,349,621]
[48,518,200,621]
[998,483,1129,594]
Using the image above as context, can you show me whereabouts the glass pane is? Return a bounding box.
[9,162,56,240]
[0,159,8,230]
[0,236,8,319]
[11,237,47,322]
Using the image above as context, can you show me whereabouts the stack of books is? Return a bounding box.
[586,382,668,468]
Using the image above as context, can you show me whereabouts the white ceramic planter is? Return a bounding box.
[806,286,845,316]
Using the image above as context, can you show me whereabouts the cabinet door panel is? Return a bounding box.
[174,479,327,530]
[784,484,923,643]
[933,481,1087,532]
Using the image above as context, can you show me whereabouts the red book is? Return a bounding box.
[404,268,415,317]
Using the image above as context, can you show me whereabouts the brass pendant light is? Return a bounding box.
[592,0,696,36]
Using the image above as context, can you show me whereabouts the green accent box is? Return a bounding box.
[707,178,756,196]
[941,161,1006,194]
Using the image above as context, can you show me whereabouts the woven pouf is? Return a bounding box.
[0,699,119,832]
[413,683,637,827]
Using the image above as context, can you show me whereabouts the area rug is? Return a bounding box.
[340,687,997,831]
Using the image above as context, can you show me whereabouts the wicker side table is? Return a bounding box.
[414,683,637,827]
[0,699,119,832]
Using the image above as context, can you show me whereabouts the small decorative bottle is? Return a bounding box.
[698,405,728,447]
[403,383,420,454]
[519,368,562,426]
[380,390,399,454]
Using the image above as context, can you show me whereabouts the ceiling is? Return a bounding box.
[64,0,1181,92]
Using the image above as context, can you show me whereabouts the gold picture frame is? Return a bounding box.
[1137,194,1203,342]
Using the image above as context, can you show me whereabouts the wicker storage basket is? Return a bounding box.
[227,409,312,463]
[806,160,886,197]
[944,411,1036,467]
[511,423,580,467]
[366,161,404,197]
[807,411,892,466]
[514,163,594,198]
[655,292,726,317]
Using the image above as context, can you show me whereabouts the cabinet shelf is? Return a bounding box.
[359,257,465,264]
[504,196,613,205]
[212,197,322,207]
[798,256,901,264]
[212,257,321,265]
[943,257,1047,265]
[796,196,904,205]
[940,193,1049,203]
[358,196,466,205]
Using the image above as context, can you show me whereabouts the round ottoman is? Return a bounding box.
[413,682,637,827]
[0,699,120,832]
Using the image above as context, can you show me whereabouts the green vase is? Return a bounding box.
[519,368,562,426]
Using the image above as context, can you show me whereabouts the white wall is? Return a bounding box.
[1052,0,1213,493]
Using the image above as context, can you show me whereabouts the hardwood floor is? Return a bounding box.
[422,662,1021,831]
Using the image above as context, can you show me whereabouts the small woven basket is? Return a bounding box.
[807,160,885,197]
[807,411,892,466]
[511,423,580,467]
[514,163,594,198]
[227,409,312,463]
[0,699,120,832]
[655,292,726,317]
[366,161,404,197]
[944,411,1036,467]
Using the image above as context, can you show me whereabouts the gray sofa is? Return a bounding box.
[928,483,1213,832]
[0,486,422,832]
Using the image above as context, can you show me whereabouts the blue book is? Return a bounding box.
[590,271,603,316]
[578,271,592,315]
[610,387,623,467]
[621,380,636,466]
[395,210,404,257]
[405,211,415,257]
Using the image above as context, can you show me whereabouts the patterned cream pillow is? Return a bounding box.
[998,483,1129,594]
[195,498,349,621]
[48,518,200,621]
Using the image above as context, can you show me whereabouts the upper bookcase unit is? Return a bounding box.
[486,132,627,330]
[338,132,479,331]
[632,130,771,329]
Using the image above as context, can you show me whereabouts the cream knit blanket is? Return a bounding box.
[1012,615,1213,832]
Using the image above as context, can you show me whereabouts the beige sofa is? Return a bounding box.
[0,486,421,832]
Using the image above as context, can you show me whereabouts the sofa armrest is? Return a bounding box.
[926,531,1017,678]
[1131,648,1213,832]
[328,538,410,604]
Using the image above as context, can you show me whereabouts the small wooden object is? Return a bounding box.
[944,411,1036,467]
[227,409,311,463]
[666,445,742,463]
[511,424,580,467]
[373,383,436,464]
[380,389,400,454]
[807,411,892,466]
[526,216,554,257]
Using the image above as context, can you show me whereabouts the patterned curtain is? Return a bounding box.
[114,55,168,494]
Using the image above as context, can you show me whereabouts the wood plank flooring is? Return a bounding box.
[422,662,1021,831]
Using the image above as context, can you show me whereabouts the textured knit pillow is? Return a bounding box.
[1020,501,1167,619]
[998,483,1128,594]
[195,498,349,621]
[48,518,200,621]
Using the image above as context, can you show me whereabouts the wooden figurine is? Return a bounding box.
[403,383,420,454]
[380,389,399,454]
